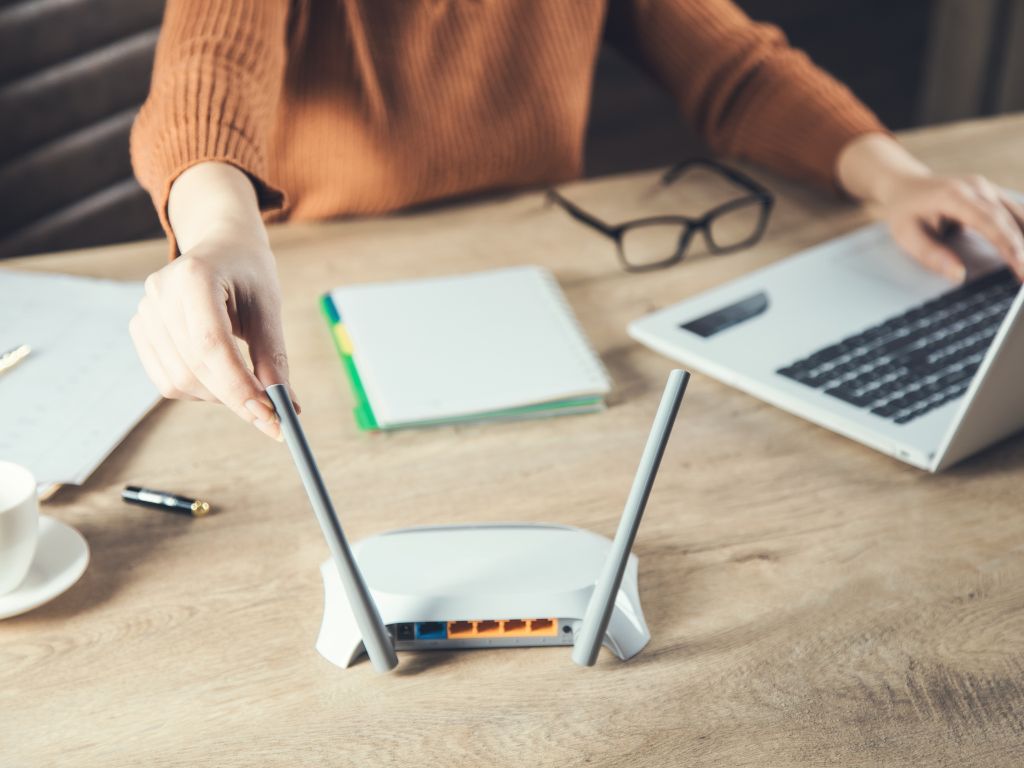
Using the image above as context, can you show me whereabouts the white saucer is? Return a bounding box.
[0,516,89,620]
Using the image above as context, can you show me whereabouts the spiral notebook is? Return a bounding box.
[321,266,612,431]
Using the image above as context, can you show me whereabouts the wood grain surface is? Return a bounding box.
[3,114,1024,767]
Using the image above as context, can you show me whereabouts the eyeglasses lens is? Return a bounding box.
[706,199,765,251]
[620,222,688,268]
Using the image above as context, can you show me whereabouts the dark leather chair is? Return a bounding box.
[0,0,165,258]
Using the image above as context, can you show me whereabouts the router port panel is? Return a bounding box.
[388,618,577,652]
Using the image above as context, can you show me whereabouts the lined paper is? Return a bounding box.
[0,269,159,488]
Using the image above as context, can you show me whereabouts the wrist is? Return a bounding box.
[836,133,932,207]
[184,221,270,255]
[175,227,277,285]
[169,161,269,254]
[870,166,935,209]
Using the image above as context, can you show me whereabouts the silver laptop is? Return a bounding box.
[629,223,1024,471]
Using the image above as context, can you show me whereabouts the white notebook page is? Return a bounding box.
[330,266,611,426]
[0,270,159,487]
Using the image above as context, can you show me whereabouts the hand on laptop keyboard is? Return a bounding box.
[882,175,1024,283]
[836,134,1024,283]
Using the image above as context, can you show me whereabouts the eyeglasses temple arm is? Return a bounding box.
[662,159,773,202]
[547,188,617,236]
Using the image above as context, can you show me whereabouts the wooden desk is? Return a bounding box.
[4,115,1024,767]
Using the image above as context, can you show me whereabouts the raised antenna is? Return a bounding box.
[267,385,398,673]
[571,369,690,667]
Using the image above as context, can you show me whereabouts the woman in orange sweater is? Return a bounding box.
[130,0,1024,440]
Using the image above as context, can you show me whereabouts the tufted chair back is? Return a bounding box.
[0,0,165,258]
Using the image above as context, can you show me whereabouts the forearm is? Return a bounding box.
[836,133,931,206]
[611,0,886,190]
[131,0,287,255]
[168,162,270,254]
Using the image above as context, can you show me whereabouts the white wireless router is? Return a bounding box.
[267,368,689,672]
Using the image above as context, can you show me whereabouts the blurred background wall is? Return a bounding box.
[1,0,1022,258]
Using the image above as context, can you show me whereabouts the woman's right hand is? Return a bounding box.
[130,232,295,439]
[130,161,296,440]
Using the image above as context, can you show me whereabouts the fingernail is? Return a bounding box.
[253,418,283,442]
[245,398,277,424]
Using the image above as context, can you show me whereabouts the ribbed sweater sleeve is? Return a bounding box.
[130,0,288,256]
[613,0,887,189]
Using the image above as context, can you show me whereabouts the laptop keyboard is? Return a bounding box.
[777,267,1019,425]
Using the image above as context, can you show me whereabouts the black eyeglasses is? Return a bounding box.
[548,159,774,272]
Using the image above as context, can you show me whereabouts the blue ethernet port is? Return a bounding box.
[415,622,447,640]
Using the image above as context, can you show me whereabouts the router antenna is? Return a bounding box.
[571,369,690,667]
[267,385,398,673]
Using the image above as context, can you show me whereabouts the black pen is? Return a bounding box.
[122,486,211,517]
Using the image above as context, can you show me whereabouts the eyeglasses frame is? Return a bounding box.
[547,158,775,273]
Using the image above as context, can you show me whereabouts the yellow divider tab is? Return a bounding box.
[333,324,354,355]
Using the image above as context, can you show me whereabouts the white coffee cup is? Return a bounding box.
[0,461,39,595]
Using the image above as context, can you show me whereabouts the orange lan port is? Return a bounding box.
[501,619,530,636]
[528,618,557,636]
[475,620,501,636]
[448,621,474,638]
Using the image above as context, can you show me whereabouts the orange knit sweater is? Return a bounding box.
[131,0,885,253]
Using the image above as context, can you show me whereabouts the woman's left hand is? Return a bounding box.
[880,173,1024,282]
[837,133,1024,282]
